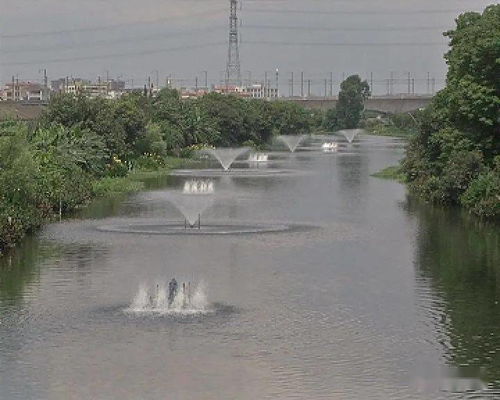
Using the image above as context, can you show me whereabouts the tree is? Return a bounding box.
[197,93,247,146]
[402,5,500,218]
[323,108,338,131]
[336,75,370,129]
[268,101,311,135]
[435,5,500,158]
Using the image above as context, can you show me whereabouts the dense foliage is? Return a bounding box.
[322,74,370,131]
[402,5,499,219]
[363,112,419,137]
[0,91,316,254]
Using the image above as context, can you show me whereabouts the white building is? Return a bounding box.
[241,84,278,99]
[1,82,47,102]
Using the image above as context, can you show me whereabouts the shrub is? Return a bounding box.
[133,154,166,171]
[461,158,500,218]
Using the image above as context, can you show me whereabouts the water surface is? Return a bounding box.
[1,134,499,399]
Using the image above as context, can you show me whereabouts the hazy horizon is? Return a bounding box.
[0,0,494,95]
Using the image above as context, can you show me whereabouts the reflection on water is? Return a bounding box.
[0,238,42,306]
[410,197,500,390]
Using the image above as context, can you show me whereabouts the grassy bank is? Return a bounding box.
[365,123,415,138]
[371,165,406,182]
[362,111,418,138]
[92,157,190,197]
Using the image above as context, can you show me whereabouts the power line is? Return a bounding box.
[243,40,448,46]
[245,8,472,15]
[0,9,226,39]
[0,42,226,66]
[243,24,451,32]
[2,27,224,54]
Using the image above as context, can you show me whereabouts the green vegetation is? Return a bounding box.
[363,112,420,137]
[322,75,370,131]
[92,177,145,197]
[0,90,319,255]
[371,166,406,182]
[402,5,499,219]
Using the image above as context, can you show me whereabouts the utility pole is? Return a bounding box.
[264,71,268,98]
[225,0,241,87]
[301,71,304,97]
[307,79,311,97]
[153,70,159,90]
[427,72,430,94]
[370,72,373,96]
[330,72,333,97]
[275,68,279,98]
[195,76,199,94]
[290,72,294,97]
[324,79,327,98]
[203,71,208,90]
[43,69,48,101]
[390,71,394,95]
[407,72,411,95]
[106,70,110,95]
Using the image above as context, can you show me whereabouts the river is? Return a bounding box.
[1,134,499,399]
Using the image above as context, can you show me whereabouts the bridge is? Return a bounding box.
[284,95,433,114]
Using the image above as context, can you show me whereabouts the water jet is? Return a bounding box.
[338,129,363,144]
[168,179,215,228]
[277,135,307,153]
[202,147,250,171]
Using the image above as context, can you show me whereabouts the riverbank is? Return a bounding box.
[365,123,415,138]
[92,157,190,196]
[0,156,190,257]
[371,165,406,182]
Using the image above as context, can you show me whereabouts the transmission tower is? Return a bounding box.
[225,0,241,87]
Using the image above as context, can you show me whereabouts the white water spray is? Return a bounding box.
[322,142,338,152]
[204,147,250,171]
[248,153,269,162]
[127,281,210,315]
[338,129,363,144]
[167,180,215,227]
[278,135,306,152]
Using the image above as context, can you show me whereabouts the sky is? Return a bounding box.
[0,0,494,95]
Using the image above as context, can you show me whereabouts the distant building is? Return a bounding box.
[213,83,278,99]
[51,78,126,99]
[180,88,210,99]
[241,84,278,99]
[1,82,47,102]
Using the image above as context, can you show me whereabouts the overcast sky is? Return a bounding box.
[0,0,494,95]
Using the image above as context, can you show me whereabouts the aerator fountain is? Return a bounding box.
[203,147,250,171]
[277,135,307,153]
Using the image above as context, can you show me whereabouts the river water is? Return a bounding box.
[1,134,499,399]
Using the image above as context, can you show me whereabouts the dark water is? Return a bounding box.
[1,135,499,399]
